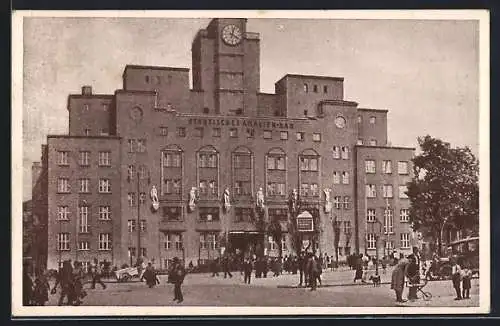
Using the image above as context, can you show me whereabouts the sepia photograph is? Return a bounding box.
[12,10,490,316]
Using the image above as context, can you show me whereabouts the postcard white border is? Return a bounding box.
[12,9,490,317]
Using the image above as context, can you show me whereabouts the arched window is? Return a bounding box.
[303,83,308,93]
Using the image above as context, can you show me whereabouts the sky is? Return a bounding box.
[21,15,480,201]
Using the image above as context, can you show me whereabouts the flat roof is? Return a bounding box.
[124,64,190,72]
[356,145,416,151]
[47,135,121,140]
[276,74,344,84]
[358,108,389,113]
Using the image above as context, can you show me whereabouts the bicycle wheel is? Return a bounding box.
[423,291,432,301]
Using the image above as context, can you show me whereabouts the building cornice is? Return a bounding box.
[47,135,121,140]
[358,108,389,113]
[355,145,416,151]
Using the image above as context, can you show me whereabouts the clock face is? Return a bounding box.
[335,116,346,129]
[222,24,243,46]
[130,107,143,121]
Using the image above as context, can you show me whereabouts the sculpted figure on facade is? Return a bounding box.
[150,185,159,212]
[256,187,265,210]
[188,187,197,212]
[223,187,231,213]
[288,188,299,216]
[324,188,332,213]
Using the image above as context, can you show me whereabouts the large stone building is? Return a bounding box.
[32,18,416,271]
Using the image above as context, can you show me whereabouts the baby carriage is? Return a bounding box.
[406,276,432,301]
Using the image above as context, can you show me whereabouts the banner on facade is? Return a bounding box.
[297,211,314,232]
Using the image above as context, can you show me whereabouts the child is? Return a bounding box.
[462,265,472,299]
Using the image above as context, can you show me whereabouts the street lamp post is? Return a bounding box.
[373,219,383,276]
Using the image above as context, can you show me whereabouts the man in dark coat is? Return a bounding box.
[298,252,307,287]
[23,265,33,306]
[51,260,75,306]
[391,258,409,303]
[243,257,253,284]
[223,255,233,278]
[353,254,364,282]
[91,258,107,289]
[405,255,420,301]
[170,257,186,303]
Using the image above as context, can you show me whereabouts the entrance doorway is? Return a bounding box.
[228,232,263,258]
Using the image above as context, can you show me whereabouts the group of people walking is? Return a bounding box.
[23,258,107,306]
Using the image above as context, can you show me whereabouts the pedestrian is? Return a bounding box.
[298,252,307,287]
[353,254,363,282]
[32,272,50,306]
[462,263,472,299]
[23,264,33,306]
[405,255,420,301]
[451,257,463,300]
[223,256,233,279]
[90,258,107,290]
[391,257,409,303]
[170,257,186,303]
[307,254,320,291]
[72,261,87,305]
[51,260,75,306]
[142,262,160,288]
[243,257,253,284]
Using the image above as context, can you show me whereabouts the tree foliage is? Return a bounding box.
[407,135,479,252]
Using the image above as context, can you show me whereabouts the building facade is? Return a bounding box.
[31,18,416,270]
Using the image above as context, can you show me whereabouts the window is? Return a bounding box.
[140,219,146,232]
[366,184,376,198]
[343,196,351,209]
[343,221,351,234]
[399,185,409,199]
[57,206,70,220]
[127,165,135,181]
[357,116,362,124]
[99,206,111,220]
[212,128,221,137]
[398,161,409,175]
[229,128,238,138]
[84,128,91,136]
[139,192,146,205]
[163,152,182,167]
[199,153,218,168]
[79,178,90,193]
[140,247,147,258]
[83,104,89,111]
[200,232,218,250]
[78,206,89,233]
[323,85,328,93]
[194,127,204,138]
[383,160,392,174]
[367,209,376,222]
[269,208,288,221]
[100,128,109,136]
[127,193,136,207]
[177,127,186,137]
[58,178,70,193]
[383,185,393,198]
[367,234,376,249]
[400,209,410,222]
[57,233,70,251]
[128,220,136,233]
[299,157,318,171]
[57,151,69,166]
[163,179,181,194]
[267,236,279,251]
[128,247,136,258]
[102,104,109,111]
[357,139,363,146]
[400,233,410,248]
[369,139,377,146]
[342,171,349,184]
[98,233,112,250]
[138,165,148,179]
[137,139,147,153]
[235,208,253,222]
[234,181,251,196]
[199,207,220,221]
[332,146,340,159]
[341,146,349,160]
[267,182,285,196]
[246,128,255,138]
[199,180,207,195]
[384,209,394,234]
[99,179,111,193]
[303,83,308,92]
[333,196,341,209]
[78,241,89,251]
[296,132,305,141]
[162,207,182,221]
[165,233,183,250]
[369,116,376,124]
[267,156,285,170]
[333,172,340,184]
[365,160,376,173]
[263,130,272,139]
[313,85,318,93]
[233,154,251,169]
[313,133,321,142]
[79,151,90,166]
[127,139,135,152]
[160,127,168,136]
[145,75,150,83]
[280,131,288,140]
[209,181,217,195]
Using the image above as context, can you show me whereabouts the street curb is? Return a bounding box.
[277,281,392,289]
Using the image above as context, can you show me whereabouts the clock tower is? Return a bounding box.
[192,18,260,116]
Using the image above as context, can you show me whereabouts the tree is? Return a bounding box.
[407,135,479,256]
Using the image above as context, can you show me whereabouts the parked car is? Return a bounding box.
[114,266,144,282]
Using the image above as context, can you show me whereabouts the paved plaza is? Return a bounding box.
[45,268,480,307]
